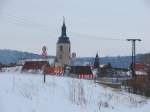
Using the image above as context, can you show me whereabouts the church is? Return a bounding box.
[55,18,71,66]
[20,19,97,78]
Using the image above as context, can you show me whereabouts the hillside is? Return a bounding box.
[0,49,43,64]
[71,54,148,68]
[137,53,150,65]
[71,56,131,68]
[0,72,149,112]
[0,49,147,68]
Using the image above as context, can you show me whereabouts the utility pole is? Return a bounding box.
[43,64,47,83]
[127,39,141,77]
[42,46,48,83]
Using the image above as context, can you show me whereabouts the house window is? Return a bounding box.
[60,45,63,52]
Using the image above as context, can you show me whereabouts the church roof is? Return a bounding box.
[57,18,70,44]
[57,37,70,44]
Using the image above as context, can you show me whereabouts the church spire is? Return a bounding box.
[94,53,100,68]
[63,16,65,25]
[61,17,67,37]
[57,17,70,44]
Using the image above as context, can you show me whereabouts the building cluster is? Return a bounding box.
[17,19,130,79]
[0,19,150,95]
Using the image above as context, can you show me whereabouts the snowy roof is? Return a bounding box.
[135,70,147,76]
[18,58,55,65]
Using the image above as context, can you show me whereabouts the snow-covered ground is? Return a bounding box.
[0,72,149,112]
[1,66,22,73]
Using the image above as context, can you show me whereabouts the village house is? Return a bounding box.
[123,63,150,96]
[22,61,50,74]
[70,66,95,79]
[100,64,130,78]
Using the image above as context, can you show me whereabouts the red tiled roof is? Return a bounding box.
[134,63,149,76]
[134,63,147,70]
[22,61,49,71]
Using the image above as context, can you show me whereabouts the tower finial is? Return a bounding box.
[61,16,67,37]
[63,16,65,25]
[96,51,99,57]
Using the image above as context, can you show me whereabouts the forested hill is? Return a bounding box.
[137,53,150,65]
[0,49,42,64]
[72,53,150,68]
[71,56,131,68]
[0,49,148,68]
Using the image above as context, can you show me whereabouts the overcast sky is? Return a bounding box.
[0,0,150,57]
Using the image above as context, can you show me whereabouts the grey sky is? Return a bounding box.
[0,0,150,57]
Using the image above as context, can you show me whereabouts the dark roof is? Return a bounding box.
[57,36,70,44]
[70,66,92,75]
[57,19,70,44]
[0,63,3,68]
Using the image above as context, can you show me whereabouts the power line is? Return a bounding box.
[0,13,130,41]
[0,13,50,31]
[70,32,125,41]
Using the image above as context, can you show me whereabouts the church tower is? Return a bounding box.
[56,18,71,65]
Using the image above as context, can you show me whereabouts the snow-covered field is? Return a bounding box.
[0,72,149,112]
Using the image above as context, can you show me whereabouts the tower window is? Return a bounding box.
[69,47,70,53]
[59,55,62,59]
[60,45,63,52]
